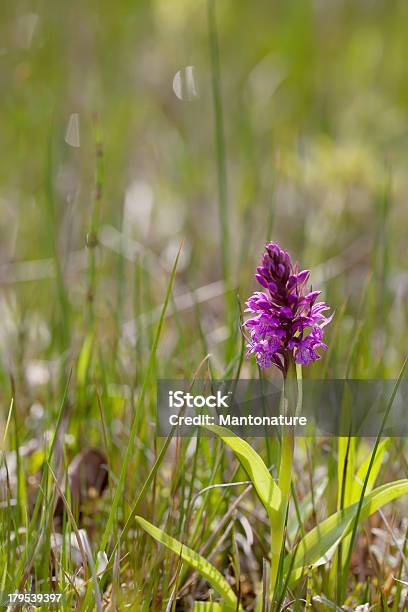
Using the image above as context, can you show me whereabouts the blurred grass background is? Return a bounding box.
[0,0,407,384]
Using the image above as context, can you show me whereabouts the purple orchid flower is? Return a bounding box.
[244,242,333,375]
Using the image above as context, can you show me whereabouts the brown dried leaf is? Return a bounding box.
[54,448,108,519]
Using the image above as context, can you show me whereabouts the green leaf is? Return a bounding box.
[135,516,241,611]
[202,424,281,522]
[285,479,408,584]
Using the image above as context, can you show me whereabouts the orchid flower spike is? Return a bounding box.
[244,242,334,375]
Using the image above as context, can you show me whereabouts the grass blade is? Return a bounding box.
[135,516,241,611]
[100,244,182,552]
[202,424,281,522]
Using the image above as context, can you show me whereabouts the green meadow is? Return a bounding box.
[0,1,407,609]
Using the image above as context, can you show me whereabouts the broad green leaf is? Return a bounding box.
[203,424,281,522]
[135,516,241,611]
[285,479,408,584]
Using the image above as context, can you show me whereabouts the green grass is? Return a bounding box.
[1,0,408,609]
